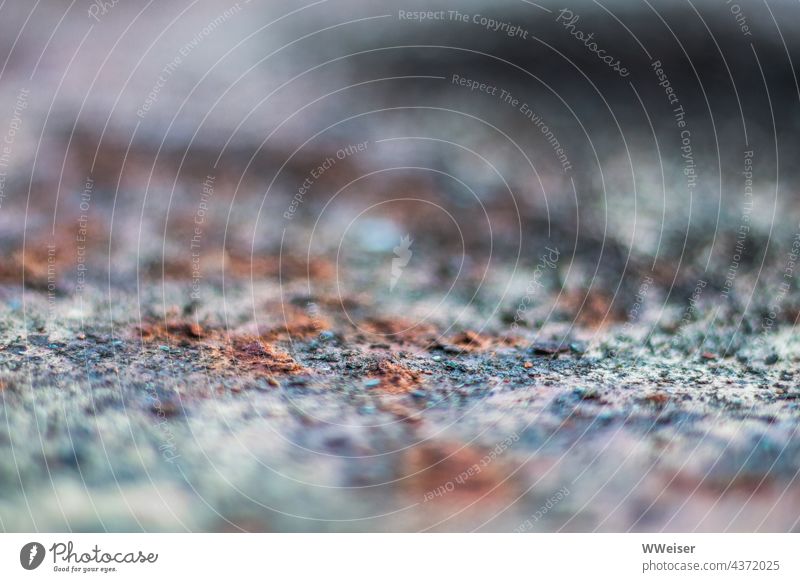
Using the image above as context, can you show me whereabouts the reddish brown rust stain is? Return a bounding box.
[258,307,330,341]
[441,330,521,353]
[227,337,306,376]
[360,317,438,344]
[151,253,337,282]
[227,252,334,281]
[137,320,208,342]
[369,359,422,394]
[403,441,516,503]
[135,321,306,380]
[559,289,627,329]
[0,226,106,288]
[449,330,491,351]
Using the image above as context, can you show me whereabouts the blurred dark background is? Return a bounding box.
[1,0,799,319]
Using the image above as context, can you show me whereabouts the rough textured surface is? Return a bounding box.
[1,0,800,532]
[2,252,800,532]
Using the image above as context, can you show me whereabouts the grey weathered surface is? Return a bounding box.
[1,0,800,532]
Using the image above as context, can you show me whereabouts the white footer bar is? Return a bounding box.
[1,533,796,581]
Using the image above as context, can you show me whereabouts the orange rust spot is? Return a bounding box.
[369,360,422,394]
[259,307,330,341]
[135,322,308,380]
[229,337,305,376]
[137,320,208,342]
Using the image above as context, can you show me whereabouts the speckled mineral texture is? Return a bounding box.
[2,0,800,532]
[2,228,800,532]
